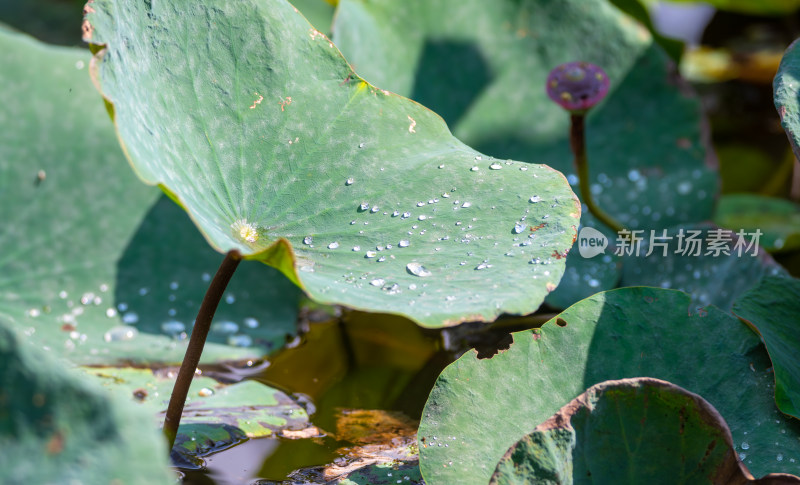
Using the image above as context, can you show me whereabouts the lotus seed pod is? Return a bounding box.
[546,61,610,113]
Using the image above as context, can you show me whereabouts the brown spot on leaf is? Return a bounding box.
[45,431,64,454]
[81,19,93,41]
[132,388,148,401]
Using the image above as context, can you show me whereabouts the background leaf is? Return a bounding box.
[620,223,787,309]
[489,378,791,485]
[0,322,174,484]
[417,287,800,485]
[715,194,800,253]
[775,37,800,158]
[332,0,719,308]
[85,0,579,327]
[734,275,800,420]
[0,28,300,365]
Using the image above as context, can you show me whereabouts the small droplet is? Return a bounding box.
[392,210,400,217]
[677,181,692,195]
[359,202,370,211]
[328,241,340,249]
[489,163,502,170]
[169,281,179,290]
[345,177,355,186]
[352,245,361,251]
[370,278,385,287]
[225,294,236,304]
[198,387,214,397]
[475,262,492,270]
[105,308,117,318]
[104,326,138,342]
[365,251,377,258]
[303,236,313,245]
[402,212,411,219]
[161,320,186,335]
[399,240,410,248]
[461,202,471,208]
[228,334,253,347]
[406,262,432,277]
[417,201,425,207]
[377,256,386,262]
[122,312,139,324]
[201,273,211,282]
[529,196,541,203]
[359,142,365,148]
[418,215,428,221]
[741,442,750,450]
[212,321,239,333]
[470,166,479,172]
[513,223,526,234]
[243,317,259,328]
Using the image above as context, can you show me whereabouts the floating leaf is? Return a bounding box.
[84,0,579,327]
[333,0,718,308]
[489,377,798,485]
[734,275,800,420]
[716,194,800,253]
[418,287,800,485]
[86,367,310,468]
[0,322,173,484]
[0,28,300,364]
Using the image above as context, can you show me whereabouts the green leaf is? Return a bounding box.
[620,223,786,309]
[0,321,173,484]
[0,28,300,364]
[734,275,800,420]
[716,194,800,253]
[85,367,310,467]
[333,0,718,308]
[84,0,579,327]
[489,378,794,485]
[418,287,800,485]
[666,0,800,15]
[775,38,800,158]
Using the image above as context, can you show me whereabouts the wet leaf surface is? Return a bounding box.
[0,28,300,365]
[418,287,800,485]
[734,275,800,420]
[85,0,579,328]
[333,0,718,308]
[489,377,797,485]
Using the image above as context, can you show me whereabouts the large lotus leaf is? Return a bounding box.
[620,223,786,310]
[734,275,800,420]
[333,0,719,308]
[86,367,310,468]
[716,194,800,253]
[0,28,300,365]
[489,378,797,485]
[84,0,579,328]
[417,287,800,485]
[776,38,800,158]
[0,322,173,484]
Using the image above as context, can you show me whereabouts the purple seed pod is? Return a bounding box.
[546,62,610,113]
